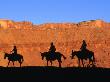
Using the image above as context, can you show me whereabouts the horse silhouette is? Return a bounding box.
[70,50,95,67]
[40,52,66,67]
[4,52,24,67]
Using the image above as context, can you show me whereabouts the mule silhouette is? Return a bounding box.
[4,52,24,67]
[70,50,95,67]
[40,52,66,67]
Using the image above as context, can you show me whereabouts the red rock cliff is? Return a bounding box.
[0,19,110,68]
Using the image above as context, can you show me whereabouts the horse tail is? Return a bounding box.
[62,54,66,60]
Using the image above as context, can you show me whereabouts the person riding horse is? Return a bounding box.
[11,45,17,56]
[80,40,88,58]
[49,42,56,59]
[80,40,87,51]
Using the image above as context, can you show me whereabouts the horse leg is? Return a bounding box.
[47,61,48,66]
[19,61,22,67]
[59,61,61,68]
[19,58,23,67]
[7,61,10,67]
[81,59,84,67]
[20,62,21,67]
[88,59,91,67]
[50,61,52,66]
[12,61,14,67]
[90,58,95,67]
[78,59,80,67]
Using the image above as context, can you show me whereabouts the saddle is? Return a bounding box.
[81,49,90,59]
[11,53,18,59]
[48,51,56,59]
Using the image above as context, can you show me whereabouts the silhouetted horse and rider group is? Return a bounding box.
[41,40,95,67]
[3,40,95,67]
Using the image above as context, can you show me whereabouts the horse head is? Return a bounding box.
[70,50,76,59]
[4,53,9,59]
[40,52,45,60]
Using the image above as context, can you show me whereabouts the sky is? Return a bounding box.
[0,0,109,24]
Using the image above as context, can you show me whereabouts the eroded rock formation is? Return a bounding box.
[0,19,110,68]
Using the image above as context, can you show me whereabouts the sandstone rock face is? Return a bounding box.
[0,19,33,29]
[0,19,110,68]
[0,19,15,29]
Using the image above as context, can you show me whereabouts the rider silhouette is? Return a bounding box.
[11,45,17,55]
[49,42,56,58]
[80,40,87,51]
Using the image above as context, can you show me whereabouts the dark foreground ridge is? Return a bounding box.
[0,66,109,81]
